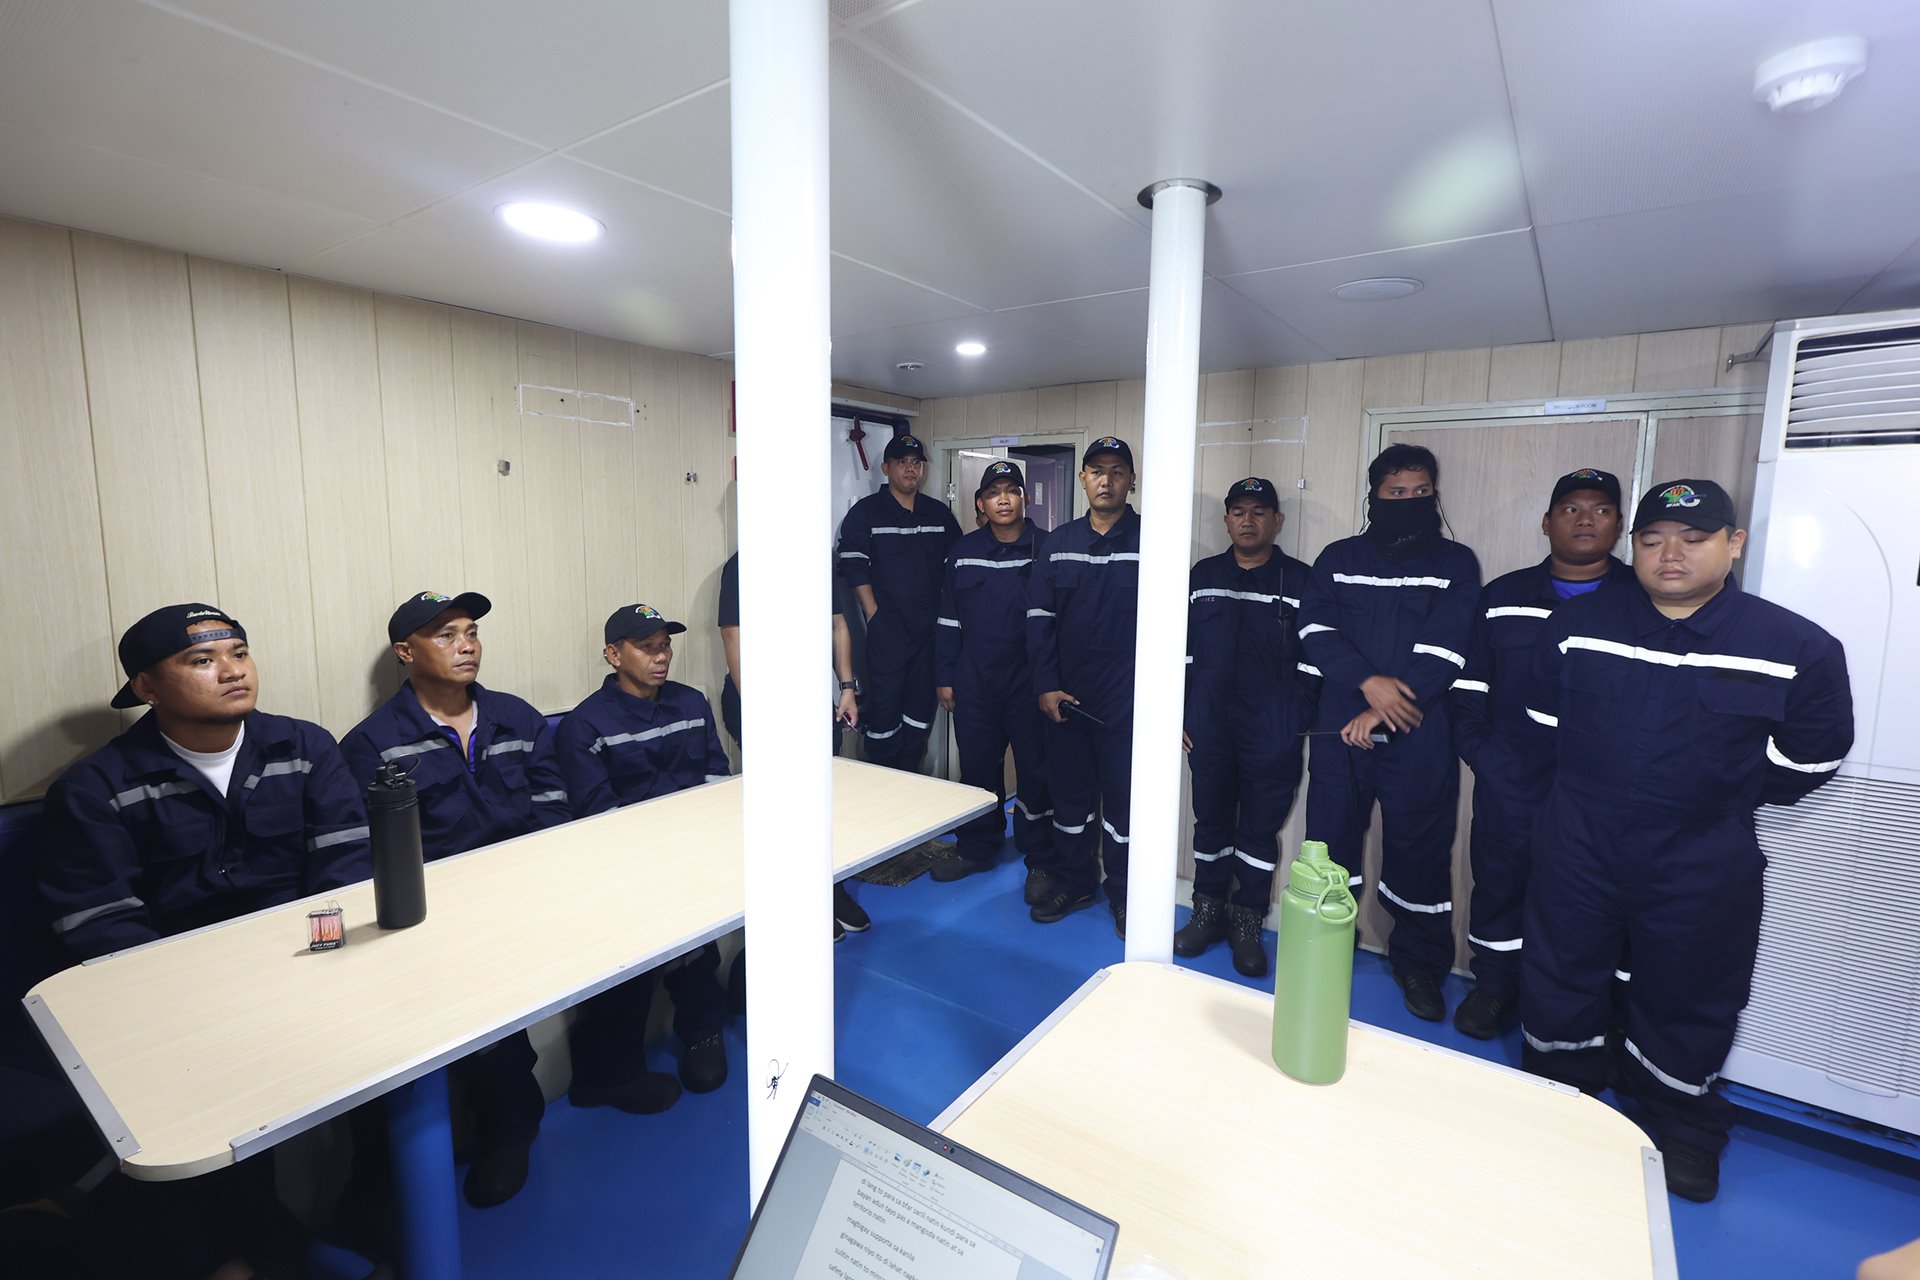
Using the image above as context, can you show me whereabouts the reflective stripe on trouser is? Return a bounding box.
[952,683,1051,864]
[1464,755,1545,999]
[1042,710,1132,898]
[1520,782,1762,1153]
[1188,698,1306,911]
[860,626,937,773]
[1304,724,1458,979]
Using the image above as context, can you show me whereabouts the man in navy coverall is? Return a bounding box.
[834,433,961,773]
[1028,436,1141,936]
[1175,478,1319,977]
[1448,471,1635,1040]
[1521,478,1852,1202]
[554,605,734,1099]
[931,460,1053,896]
[341,589,571,1208]
[1298,444,1480,1022]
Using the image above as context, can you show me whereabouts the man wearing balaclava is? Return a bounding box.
[1295,444,1481,1023]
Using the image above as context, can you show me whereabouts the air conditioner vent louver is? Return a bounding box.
[1788,324,1920,438]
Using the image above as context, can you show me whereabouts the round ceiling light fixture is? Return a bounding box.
[497,201,604,244]
[1330,277,1423,302]
[1754,37,1868,113]
[955,341,987,357]
[895,360,926,372]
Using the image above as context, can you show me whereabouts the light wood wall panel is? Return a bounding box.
[71,234,219,629]
[575,331,641,668]
[288,279,399,730]
[1633,327,1722,392]
[673,352,737,707]
[0,221,119,801]
[375,296,466,595]
[1556,336,1639,395]
[1487,342,1561,401]
[186,258,322,725]
[1422,347,1492,407]
[1299,360,1366,556]
[448,309,533,700]
[515,322,594,712]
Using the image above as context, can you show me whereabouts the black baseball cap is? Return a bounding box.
[883,433,927,462]
[1082,435,1134,469]
[387,590,492,644]
[1549,467,1623,509]
[975,459,1024,499]
[605,604,687,646]
[1632,478,1737,534]
[1225,476,1281,511]
[112,603,248,709]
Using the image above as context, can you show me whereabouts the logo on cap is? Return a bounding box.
[1091,436,1122,450]
[185,608,222,619]
[1569,468,1604,480]
[1235,478,1262,491]
[633,605,662,619]
[1660,484,1702,509]
[419,592,451,603]
[899,435,920,449]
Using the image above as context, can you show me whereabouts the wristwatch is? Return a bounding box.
[838,680,859,693]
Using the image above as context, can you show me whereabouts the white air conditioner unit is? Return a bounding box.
[1726,307,1920,1133]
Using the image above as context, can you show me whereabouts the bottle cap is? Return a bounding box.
[366,761,418,809]
[1290,841,1358,923]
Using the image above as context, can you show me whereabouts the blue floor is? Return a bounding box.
[429,843,1920,1279]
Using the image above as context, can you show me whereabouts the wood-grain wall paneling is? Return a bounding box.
[1486,342,1562,402]
[375,297,465,597]
[575,332,641,689]
[673,353,736,708]
[1717,323,1772,389]
[287,278,396,734]
[1299,360,1366,557]
[1195,370,1254,561]
[71,234,219,636]
[448,309,534,702]
[1421,348,1492,407]
[515,323,593,712]
[1651,413,1763,534]
[997,389,1038,438]
[1251,364,1310,561]
[1035,385,1077,439]
[0,221,119,800]
[1556,336,1638,396]
[831,382,917,413]
[1632,327,1722,392]
[631,345,690,656]
[186,258,321,725]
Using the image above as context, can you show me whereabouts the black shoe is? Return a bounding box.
[1226,904,1268,978]
[1023,867,1056,906]
[1393,967,1447,1022]
[833,883,871,933]
[1452,987,1514,1040]
[462,1144,530,1209]
[1661,1140,1720,1203]
[681,1032,728,1093]
[1029,888,1094,923]
[567,1071,683,1115]
[1111,898,1126,941]
[930,855,992,883]
[1172,894,1228,957]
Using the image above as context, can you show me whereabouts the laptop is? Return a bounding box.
[728,1075,1118,1279]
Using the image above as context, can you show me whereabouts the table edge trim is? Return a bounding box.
[22,993,141,1159]
[1641,1146,1678,1279]
[931,966,1113,1132]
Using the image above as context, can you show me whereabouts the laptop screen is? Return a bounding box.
[730,1077,1114,1280]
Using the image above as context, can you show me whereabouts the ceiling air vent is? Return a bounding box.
[1787,323,1920,447]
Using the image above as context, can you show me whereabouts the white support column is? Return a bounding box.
[1125,178,1215,964]
[730,0,834,1201]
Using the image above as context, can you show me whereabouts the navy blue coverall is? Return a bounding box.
[1521,576,1852,1152]
[1298,535,1481,980]
[1449,556,1635,999]
[935,520,1052,869]
[341,681,572,1159]
[39,710,371,962]
[716,552,853,754]
[553,676,734,1089]
[1027,506,1140,902]
[1185,548,1319,909]
[835,489,961,771]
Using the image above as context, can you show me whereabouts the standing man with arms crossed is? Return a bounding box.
[835,433,961,773]
[1298,444,1480,1021]
[1448,471,1635,1039]
[931,460,1053,892]
[340,590,571,1208]
[1176,478,1319,977]
[1521,479,1851,1202]
[1028,436,1141,936]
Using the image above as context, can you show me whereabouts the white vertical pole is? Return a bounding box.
[1125,179,1212,964]
[731,0,834,1201]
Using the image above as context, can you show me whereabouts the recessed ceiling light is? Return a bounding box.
[1331,277,1423,302]
[1754,37,1868,113]
[498,202,604,244]
[955,341,987,357]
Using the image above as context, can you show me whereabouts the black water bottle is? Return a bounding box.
[368,763,427,929]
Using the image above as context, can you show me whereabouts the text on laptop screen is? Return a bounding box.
[732,1089,1109,1279]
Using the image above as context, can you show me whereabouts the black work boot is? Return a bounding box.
[1226,904,1269,977]
[1661,1140,1720,1203]
[1023,866,1056,906]
[1392,966,1447,1022]
[1452,986,1514,1040]
[1172,894,1228,957]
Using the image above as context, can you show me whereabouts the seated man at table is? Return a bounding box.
[340,589,571,1209]
[37,602,370,1278]
[553,604,735,1098]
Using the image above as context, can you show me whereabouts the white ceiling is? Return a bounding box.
[3,0,1919,396]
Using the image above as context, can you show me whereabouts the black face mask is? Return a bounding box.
[1364,493,1442,561]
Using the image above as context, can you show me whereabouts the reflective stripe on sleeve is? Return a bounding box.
[1558,636,1797,680]
[1468,933,1522,952]
[53,897,145,935]
[1766,738,1843,774]
[1452,679,1490,692]
[1296,663,1322,677]
[1026,608,1055,618]
[1412,643,1466,668]
[309,826,370,852]
[531,790,568,804]
[1525,708,1559,727]
[1486,606,1552,619]
[936,617,961,628]
[1298,623,1335,639]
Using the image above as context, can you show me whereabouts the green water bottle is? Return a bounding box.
[1272,840,1358,1084]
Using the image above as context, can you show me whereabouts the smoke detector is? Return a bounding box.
[1754,37,1868,113]
[895,360,926,372]
[1331,277,1423,302]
